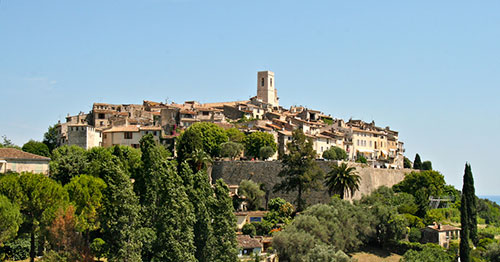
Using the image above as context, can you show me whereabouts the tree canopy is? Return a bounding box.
[49,145,88,185]
[274,129,323,212]
[0,194,22,245]
[22,140,50,157]
[239,180,265,210]
[244,131,277,159]
[393,170,446,217]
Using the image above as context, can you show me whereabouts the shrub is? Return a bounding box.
[409,228,422,242]
[259,146,275,160]
[1,234,30,261]
[242,223,257,237]
[355,154,367,163]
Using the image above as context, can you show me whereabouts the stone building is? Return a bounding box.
[0,148,50,174]
[421,223,460,248]
[53,71,405,168]
[257,71,279,107]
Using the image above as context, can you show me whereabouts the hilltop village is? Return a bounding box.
[56,71,405,168]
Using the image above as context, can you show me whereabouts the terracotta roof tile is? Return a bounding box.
[237,235,262,249]
[0,148,50,161]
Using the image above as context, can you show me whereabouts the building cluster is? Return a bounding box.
[56,71,405,168]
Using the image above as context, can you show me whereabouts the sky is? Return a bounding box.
[0,0,499,195]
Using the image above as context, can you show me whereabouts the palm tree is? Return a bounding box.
[324,162,361,199]
[186,148,213,171]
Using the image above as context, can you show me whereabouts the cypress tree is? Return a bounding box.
[413,154,422,170]
[138,135,196,261]
[460,163,478,262]
[100,160,143,262]
[181,163,216,262]
[210,179,239,262]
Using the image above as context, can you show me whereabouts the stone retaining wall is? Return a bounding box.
[210,160,412,206]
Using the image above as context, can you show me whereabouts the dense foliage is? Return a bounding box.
[244,131,277,159]
[22,140,50,157]
[274,129,323,211]
[0,136,239,261]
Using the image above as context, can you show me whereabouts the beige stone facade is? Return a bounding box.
[0,148,50,175]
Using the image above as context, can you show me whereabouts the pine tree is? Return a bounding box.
[274,129,323,211]
[413,154,422,170]
[210,179,239,262]
[460,163,478,262]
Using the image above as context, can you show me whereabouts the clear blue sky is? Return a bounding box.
[1,0,499,195]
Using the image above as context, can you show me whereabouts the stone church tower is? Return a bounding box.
[257,71,279,107]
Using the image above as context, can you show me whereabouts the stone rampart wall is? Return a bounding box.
[210,160,412,206]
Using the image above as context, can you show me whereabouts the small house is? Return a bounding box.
[0,148,50,174]
[421,223,460,248]
[237,235,262,257]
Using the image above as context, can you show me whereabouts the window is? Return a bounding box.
[124,132,133,139]
[270,78,273,86]
[100,121,104,126]
[369,141,372,147]
[202,111,209,116]
[98,113,105,119]
[154,131,157,136]
[261,78,265,86]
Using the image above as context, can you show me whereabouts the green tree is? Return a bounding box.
[393,170,446,217]
[460,163,478,262]
[404,157,412,169]
[304,244,351,262]
[0,194,22,245]
[422,161,433,171]
[225,127,246,143]
[259,146,276,160]
[100,160,142,262]
[183,165,216,262]
[49,145,88,185]
[239,180,265,210]
[242,223,257,236]
[90,238,106,262]
[402,244,454,262]
[322,148,337,160]
[413,153,422,170]
[0,173,68,262]
[108,145,142,179]
[178,122,228,159]
[324,163,361,199]
[64,175,107,243]
[220,141,244,159]
[244,131,277,159]
[274,129,323,211]
[355,154,367,163]
[137,135,196,262]
[22,140,50,157]
[175,125,203,163]
[186,148,213,172]
[210,179,239,262]
[43,125,59,153]
[322,147,347,160]
[273,199,374,260]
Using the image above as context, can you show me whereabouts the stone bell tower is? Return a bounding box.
[257,71,279,107]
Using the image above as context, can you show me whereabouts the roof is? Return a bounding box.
[140,126,162,131]
[0,148,50,161]
[103,126,140,133]
[425,224,461,232]
[237,235,262,249]
[234,211,268,217]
